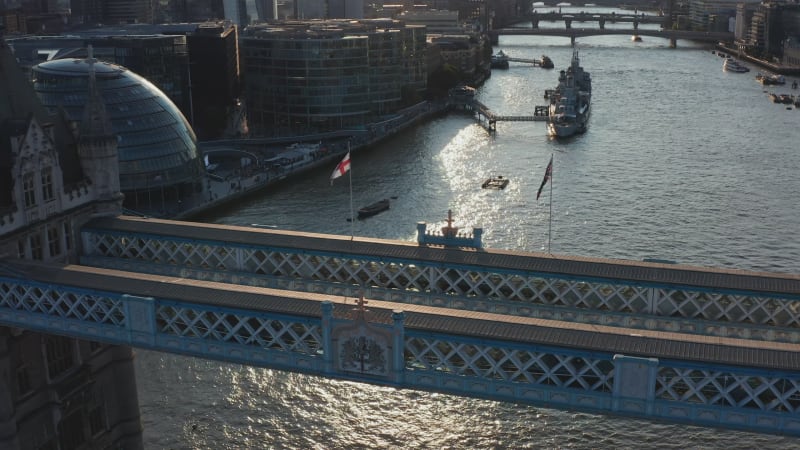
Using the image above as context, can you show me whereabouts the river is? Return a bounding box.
[134,7,800,448]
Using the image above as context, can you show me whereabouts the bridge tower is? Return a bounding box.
[0,37,142,449]
[77,47,124,217]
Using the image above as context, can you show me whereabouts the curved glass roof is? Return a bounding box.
[31,58,202,192]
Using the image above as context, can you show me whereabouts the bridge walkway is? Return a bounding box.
[451,99,549,130]
[5,215,800,435]
[3,259,800,436]
[80,216,800,345]
[5,260,800,372]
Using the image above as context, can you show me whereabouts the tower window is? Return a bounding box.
[88,396,108,437]
[41,168,54,202]
[23,172,36,207]
[44,335,75,380]
[30,234,43,260]
[57,410,86,450]
[16,362,32,396]
[63,221,73,251]
[47,226,60,257]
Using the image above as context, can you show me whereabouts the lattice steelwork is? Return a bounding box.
[3,269,800,436]
[405,335,614,392]
[655,288,799,325]
[0,279,125,326]
[656,365,800,413]
[156,303,323,354]
[83,231,800,329]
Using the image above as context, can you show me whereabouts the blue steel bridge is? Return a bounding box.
[2,215,800,436]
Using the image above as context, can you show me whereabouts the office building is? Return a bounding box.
[328,0,363,19]
[71,0,155,25]
[240,19,426,137]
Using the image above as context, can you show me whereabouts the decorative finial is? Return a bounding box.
[441,209,459,238]
[352,291,369,321]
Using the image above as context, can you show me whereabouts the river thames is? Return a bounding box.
[134,7,800,448]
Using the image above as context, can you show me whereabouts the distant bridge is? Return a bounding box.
[490,28,734,47]
[526,11,668,28]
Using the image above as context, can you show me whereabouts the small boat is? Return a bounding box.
[631,35,642,42]
[540,55,554,69]
[756,72,786,85]
[723,58,749,73]
[482,176,509,190]
[357,199,390,219]
[491,50,509,69]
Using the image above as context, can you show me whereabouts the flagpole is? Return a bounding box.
[348,141,354,240]
[548,153,553,254]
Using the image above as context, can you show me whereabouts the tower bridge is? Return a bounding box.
[2,215,800,437]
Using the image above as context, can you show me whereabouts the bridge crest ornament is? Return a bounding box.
[332,294,392,377]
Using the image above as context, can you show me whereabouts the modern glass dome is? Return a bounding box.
[31,57,203,194]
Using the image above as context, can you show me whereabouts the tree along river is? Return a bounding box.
[135,8,800,448]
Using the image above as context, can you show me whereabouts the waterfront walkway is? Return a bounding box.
[125,101,446,220]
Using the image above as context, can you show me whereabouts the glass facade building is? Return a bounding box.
[31,57,203,197]
[241,19,426,137]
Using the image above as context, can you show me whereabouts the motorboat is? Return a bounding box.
[540,55,554,69]
[357,199,390,219]
[723,58,749,73]
[482,176,509,190]
[631,35,642,42]
[768,93,793,104]
[491,50,509,69]
[756,72,786,85]
[546,50,591,138]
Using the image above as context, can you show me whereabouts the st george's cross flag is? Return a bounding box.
[330,151,351,185]
[536,155,553,200]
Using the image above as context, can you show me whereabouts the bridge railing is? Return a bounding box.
[79,222,800,344]
[1,270,799,436]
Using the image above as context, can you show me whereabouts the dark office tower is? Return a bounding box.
[254,0,276,20]
[328,0,363,19]
[71,0,154,25]
[20,0,62,13]
[104,0,155,24]
[179,0,225,22]
[186,22,241,139]
[221,0,247,26]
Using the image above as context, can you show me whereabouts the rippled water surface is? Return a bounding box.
[136,8,800,448]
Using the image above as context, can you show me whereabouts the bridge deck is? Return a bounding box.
[9,260,800,371]
[86,216,800,297]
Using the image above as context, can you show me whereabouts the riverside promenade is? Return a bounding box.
[125,100,447,220]
[716,43,800,76]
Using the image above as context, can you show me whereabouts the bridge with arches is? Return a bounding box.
[1,214,799,437]
[489,9,732,47]
[490,27,733,47]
